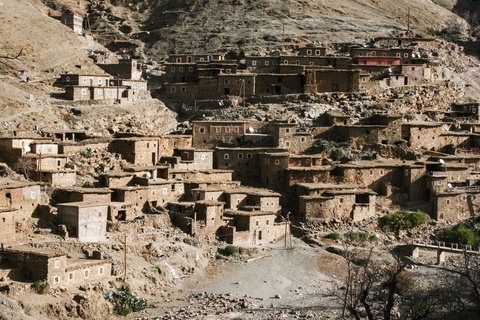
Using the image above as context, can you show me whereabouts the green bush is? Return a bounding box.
[443,223,479,246]
[346,231,377,243]
[34,280,50,294]
[115,285,148,316]
[381,210,426,230]
[224,245,237,256]
[328,232,341,240]
[81,148,94,158]
[332,148,345,161]
[319,140,332,154]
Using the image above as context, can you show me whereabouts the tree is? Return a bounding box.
[13,157,36,180]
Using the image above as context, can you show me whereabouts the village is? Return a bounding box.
[2,6,480,319]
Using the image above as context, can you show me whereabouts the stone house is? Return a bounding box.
[401,122,449,149]
[57,202,108,241]
[270,121,314,152]
[100,172,136,188]
[349,47,414,64]
[304,69,361,93]
[1,246,112,287]
[168,169,233,182]
[222,187,281,213]
[110,187,150,219]
[0,137,55,164]
[160,149,214,170]
[97,59,143,80]
[30,142,59,155]
[60,74,111,87]
[430,188,480,221]
[0,178,42,220]
[192,121,269,148]
[0,208,16,245]
[157,135,192,157]
[168,53,225,63]
[55,188,112,204]
[214,147,284,184]
[60,13,83,34]
[38,170,77,188]
[65,85,140,103]
[110,138,159,166]
[296,183,376,221]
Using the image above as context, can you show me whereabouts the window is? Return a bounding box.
[404,53,408,58]
[396,53,401,57]
[275,160,280,165]
[285,141,290,147]
[99,267,104,275]
[369,170,373,176]
[189,67,193,72]
[412,67,415,71]
[446,199,451,205]
[284,60,288,64]
[199,128,205,133]
[84,269,89,278]
[216,127,221,133]
[54,276,60,283]
[54,261,60,268]
[225,127,230,133]
[179,67,183,72]
[201,154,206,160]
[106,89,110,95]
[380,170,384,175]
[472,165,475,169]
[199,58,204,61]
[256,220,259,226]
[152,190,156,196]
[437,180,441,185]
[247,153,252,159]
[171,87,176,92]
[405,170,409,176]
[98,78,102,84]
[265,61,269,65]
[66,76,70,82]
[238,153,243,159]
[358,52,363,56]
[234,127,239,133]
[301,137,306,142]
[83,77,87,83]
[462,195,466,201]
[315,50,320,55]
[224,154,230,160]
[226,69,231,74]
[252,60,257,66]
[68,272,74,281]
[285,128,290,133]
[171,185,175,191]
[307,50,312,55]
[224,79,229,84]
[171,67,175,72]
[163,188,167,194]
[98,89,101,95]
[81,89,87,95]
[179,187,184,192]
[266,219,270,225]
[296,60,300,65]
[181,87,186,92]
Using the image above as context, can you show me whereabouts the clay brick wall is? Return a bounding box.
[0,209,15,244]
[59,143,109,155]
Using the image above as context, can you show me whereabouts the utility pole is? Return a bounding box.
[288,212,293,249]
[116,74,120,104]
[124,235,127,281]
[284,213,288,247]
[283,19,285,44]
[38,152,42,182]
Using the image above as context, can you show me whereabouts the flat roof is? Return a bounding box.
[124,165,169,172]
[296,183,364,190]
[0,178,38,189]
[222,187,281,197]
[337,160,425,169]
[64,188,112,194]
[3,245,66,258]
[57,202,109,208]
[224,209,277,217]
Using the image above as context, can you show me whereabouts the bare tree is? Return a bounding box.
[13,157,36,180]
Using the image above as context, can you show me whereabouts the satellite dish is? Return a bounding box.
[147,172,152,178]
[388,68,392,73]
[447,183,452,188]
[439,159,445,165]
[249,127,254,133]
[25,145,31,153]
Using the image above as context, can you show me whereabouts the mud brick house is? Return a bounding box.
[349,47,414,64]
[0,137,55,164]
[111,79,148,92]
[100,172,136,188]
[30,142,59,155]
[160,149,214,170]
[214,147,284,183]
[168,169,233,182]
[110,187,149,219]
[65,85,140,103]
[304,69,361,93]
[1,246,112,287]
[447,103,480,120]
[110,138,160,166]
[97,59,143,80]
[57,202,108,241]
[259,152,326,192]
[223,210,285,245]
[296,183,376,221]
[326,111,351,126]
[0,208,16,244]
[192,121,270,148]
[333,160,427,203]
[168,54,225,63]
[191,188,224,202]
[270,121,314,152]
[60,74,111,87]
[430,187,480,221]
[38,170,77,188]
[386,65,424,87]
[0,178,42,220]
[401,122,449,149]
[55,188,112,204]
[157,135,192,157]
[222,187,281,213]
[60,13,83,34]
[123,165,170,180]
[133,179,185,207]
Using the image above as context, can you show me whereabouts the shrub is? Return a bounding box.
[224,245,237,256]
[443,222,479,246]
[332,148,345,161]
[319,140,332,154]
[346,231,377,243]
[328,232,341,240]
[81,148,94,158]
[34,280,50,294]
[381,210,426,230]
[115,285,148,316]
